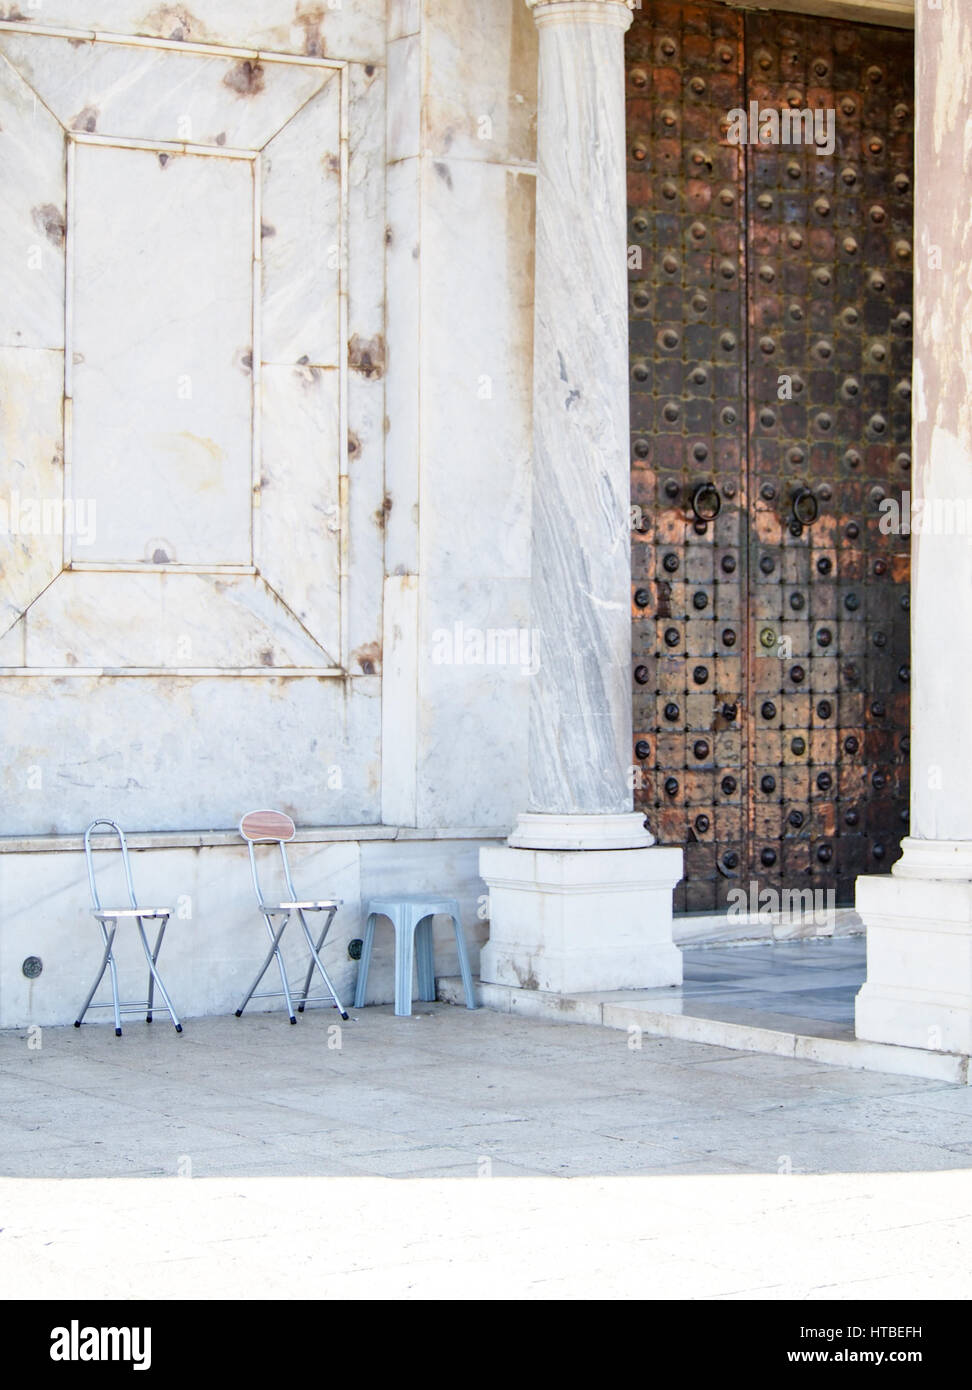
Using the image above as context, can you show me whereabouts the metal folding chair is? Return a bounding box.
[235,810,350,1024]
[75,819,183,1037]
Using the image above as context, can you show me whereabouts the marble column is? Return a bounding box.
[480,0,682,995]
[855,0,972,1054]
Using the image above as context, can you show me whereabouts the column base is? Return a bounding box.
[479,842,683,995]
[507,811,653,850]
[855,843,972,1055]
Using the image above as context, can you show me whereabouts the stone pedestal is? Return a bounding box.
[480,0,682,995]
[855,0,972,1054]
[481,844,683,994]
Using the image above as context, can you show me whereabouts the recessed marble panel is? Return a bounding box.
[0,31,334,149]
[261,69,341,366]
[0,1,385,64]
[258,364,340,662]
[0,52,66,349]
[0,346,64,636]
[71,141,253,565]
[23,572,332,668]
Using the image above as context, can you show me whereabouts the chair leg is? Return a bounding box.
[353,913,378,1008]
[294,908,349,1019]
[451,913,477,1010]
[236,912,293,1021]
[135,915,182,1033]
[416,916,436,1002]
[394,915,415,1017]
[270,914,298,1024]
[75,919,118,1031]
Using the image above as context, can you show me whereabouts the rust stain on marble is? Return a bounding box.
[348,334,385,380]
[223,60,265,98]
[351,641,380,675]
[70,106,99,133]
[31,204,65,248]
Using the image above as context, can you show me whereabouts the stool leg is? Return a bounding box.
[75,919,117,1031]
[416,916,435,1002]
[135,915,182,1033]
[353,913,378,1008]
[394,914,415,1017]
[451,913,477,1010]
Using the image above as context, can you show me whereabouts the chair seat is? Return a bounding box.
[259,899,340,912]
[92,907,171,919]
[367,895,459,915]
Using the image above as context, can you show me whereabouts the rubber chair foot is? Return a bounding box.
[146,1016,153,1023]
[175,1024,183,1033]
[289,1016,297,1025]
[115,1028,122,1037]
[297,1004,305,1013]
[341,1012,349,1021]
[235,1010,243,1017]
[74,1021,81,1028]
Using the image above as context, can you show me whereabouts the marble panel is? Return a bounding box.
[344,61,386,669]
[0,30,334,148]
[382,156,420,578]
[386,33,419,164]
[0,674,380,833]
[419,157,534,585]
[258,364,340,660]
[0,1,386,62]
[261,69,341,367]
[0,346,64,635]
[71,141,253,565]
[388,0,420,42]
[22,571,333,668]
[380,573,418,827]
[423,0,537,165]
[0,50,65,349]
[417,575,531,830]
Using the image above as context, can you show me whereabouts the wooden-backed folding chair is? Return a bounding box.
[235,810,349,1025]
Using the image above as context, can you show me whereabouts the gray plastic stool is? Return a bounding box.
[354,895,477,1017]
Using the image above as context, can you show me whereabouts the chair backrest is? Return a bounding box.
[84,819,138,912]
[239,810,298,907]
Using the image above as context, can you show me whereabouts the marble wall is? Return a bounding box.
[383,0,538,831]
[0,8,386,833]
[0,1,540,1019]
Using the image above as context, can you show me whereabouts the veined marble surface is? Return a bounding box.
[525,7,633,816]
[0,22,385,832]
[71,141,254,567]
[0,2,385,64]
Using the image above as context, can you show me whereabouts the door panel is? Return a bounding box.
[627,1,912,910]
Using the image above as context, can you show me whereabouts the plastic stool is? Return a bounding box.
[354,895,477,1017]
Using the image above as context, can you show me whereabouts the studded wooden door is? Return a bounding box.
[627,2,913,911]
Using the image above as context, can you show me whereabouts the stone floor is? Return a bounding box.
[442,936,967,1083]
[679,936,864,1033]
[1,990,972,1297]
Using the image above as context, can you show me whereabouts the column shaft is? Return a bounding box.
[526,0,634,819]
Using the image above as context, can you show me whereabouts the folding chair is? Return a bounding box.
[235,810,350,1024]
[75,819,183,1037]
